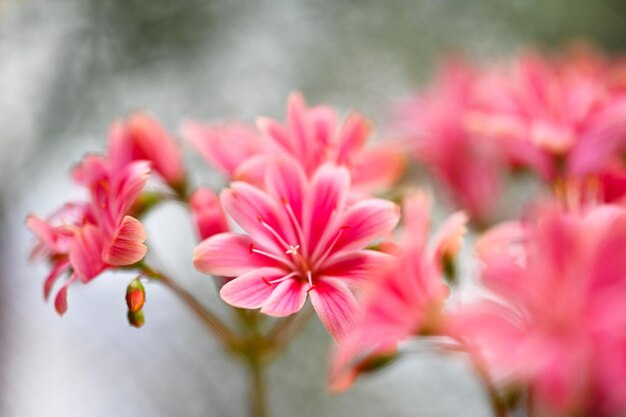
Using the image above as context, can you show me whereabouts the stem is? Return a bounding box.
[140,264,239,350]
[265,304,314,360]
[469,353,507,417]
[248,359,269,417]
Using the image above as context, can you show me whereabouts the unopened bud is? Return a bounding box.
[127,309,145,328]
[126,279,145,313]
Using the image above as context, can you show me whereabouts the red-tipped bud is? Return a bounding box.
[189,188,229,240]
[126,278,145,313]
[127,309,145,328]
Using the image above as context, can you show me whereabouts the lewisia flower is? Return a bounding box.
[193,157,400,338]
[111,113,186,193]
[394,62,505,223]
[470,48,626,180]
[27,129,150,315]
[329,191,467,391]
[448,204,626,417]
[183,92,405,193]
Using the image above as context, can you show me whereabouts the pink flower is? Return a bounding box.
[184,92,405,193]
[471,49,626,179]
[329,191,467,390]
[394,62,505,223]
[448,204,626,416]
[27,131,150,315]
[189,187,229,240]
[111,113,186,191]
[193,157,400,339]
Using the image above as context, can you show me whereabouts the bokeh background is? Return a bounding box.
[2,1,626,416]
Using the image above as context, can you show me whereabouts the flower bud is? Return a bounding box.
[127,309,145,328]
[126,278,145,313]
[190,187,229,240]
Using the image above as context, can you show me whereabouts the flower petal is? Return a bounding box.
[193,233,280,277]
[305,164,350,255]
[320,250,393,285]
[265,156,308,223]
[44,260,70,300]
[260,278,308,317]
[337,112,371,164]
[309,279,358,340]
[54,273,77,316]
[219,267,286,309]
[351,145,406,191]
[69,224,105,282]
[221,182,295,252]
[333,199,400,253]
[104,215,147,266]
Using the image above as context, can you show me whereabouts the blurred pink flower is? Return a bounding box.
[448,204,626,416]
[27,128,150,315]
[111,113,186,191]
[189,187,229,240]
[329,191,467,390]
[182,121,268,185]
[395,62,505,223]
[184,92,405,193]
[471,48,626,179]
[193,157,399,339]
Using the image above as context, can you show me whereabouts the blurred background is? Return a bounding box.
[2,0,626,416]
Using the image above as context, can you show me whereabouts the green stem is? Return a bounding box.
[248,358,269,417]
[264,305,314,360]
[140,264,239,350]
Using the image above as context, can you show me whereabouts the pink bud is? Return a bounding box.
[189,187,229,240]
[126,279,145,313]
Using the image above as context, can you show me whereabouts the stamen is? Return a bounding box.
[281,197,308,256]
[306,270,313,287]
[257,214,291,249]
[313,225,350,269]
[268,271,299,285]
[285,244,300,255]
[249,243,293,268]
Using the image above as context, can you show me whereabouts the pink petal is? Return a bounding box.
[308,105,337,146]
[256,117,294,153]
[219,267,286,309]
[193,233,280,277]
[234,154,271,188]
[104,216,147,266]
[320,250,393,285]
[69,224,105,282]
[44,260,70,300]
[337,112,371,164]
[183,120,264,177]
[309,279,359,340]
[53,273,77,316]
[125,113,185,185]
[189,187,230,240]
[333,199,400,253]
[351,145,406,190]
[221,182,295,252]
[400,190,431,250]
[261,278,308,317]
[305,164,350,254]
[431,211,468,260]
[109,160,151,219]
[286,92,311,158]
[265,156,308,223]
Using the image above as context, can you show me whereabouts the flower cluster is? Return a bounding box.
[395,47,626,223]
[25,50,626,417]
